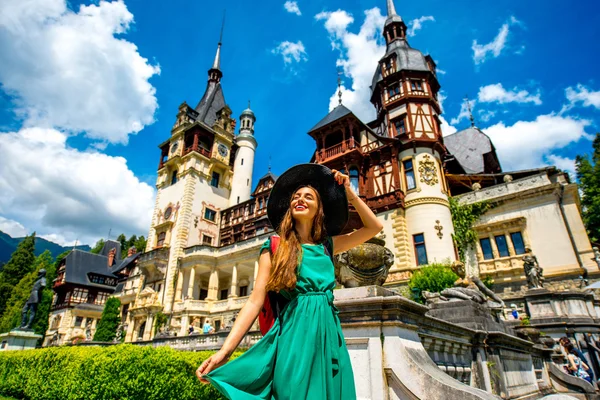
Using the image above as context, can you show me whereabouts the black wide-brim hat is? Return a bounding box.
[267,163,348,236]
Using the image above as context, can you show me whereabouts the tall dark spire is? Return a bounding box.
[383,0,406,44]
[208,12,225,83]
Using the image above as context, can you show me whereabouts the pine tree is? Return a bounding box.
[0,233,36,317]
[93,297,121,342]
[576,133,600,244]
[135,236,147,253]
[0,251,53,333]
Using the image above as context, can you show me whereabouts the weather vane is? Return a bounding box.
[465,95,475,127]
[337,67,343,105]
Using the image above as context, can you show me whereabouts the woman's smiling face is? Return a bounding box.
[290,186,319,222]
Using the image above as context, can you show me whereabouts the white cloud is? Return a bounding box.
[0,216,28,237]
[0,0,160,144]
[478,109,497,122]
[284,1,301,16]
[450,98,476,125]
[407,16,435,37]
[484,114,590,172]
[478,83,541,105]
[272,41,308,66]
[0,127,155,246]
[472,16,521,65]
[546,154,576,178]
[440,116,457,136]
[315,8,386,122]
[565,84,600,110]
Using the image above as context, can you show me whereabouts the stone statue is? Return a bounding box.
[113,323,125,343]
[51,331,59,346]
[19,269,47,330]
[592,247,600,268]
[85,320,93,341]
[523,248,544,289]
[423,261,505,309]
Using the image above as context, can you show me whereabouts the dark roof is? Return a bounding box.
[444,127,501,174]
[371,39,430,95]
[111,252,140,275]
[99,240,122,262]
[308,104,353,133]
[258,171,278,182]
[63,250,118,289]
[194,81,226,127]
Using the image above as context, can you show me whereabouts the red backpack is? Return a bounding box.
[258,235,334,335]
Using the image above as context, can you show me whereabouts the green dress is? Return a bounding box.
[205,238,356,400]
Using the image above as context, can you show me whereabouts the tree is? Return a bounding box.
[576,132,600,244]
[134,236,147,254]
[408,262,459,304]
[93,297,121,342]
[0,232,36,317]
[0,251,53,333]
[90,239,105,254]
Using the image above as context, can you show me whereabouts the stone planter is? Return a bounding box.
[513,326,541,343]
[334,236,394,287]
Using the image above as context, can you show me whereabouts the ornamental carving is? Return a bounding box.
[418,155,438,186]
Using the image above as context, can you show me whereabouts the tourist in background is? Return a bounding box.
[562,338,593,383]
[203,320,214,334]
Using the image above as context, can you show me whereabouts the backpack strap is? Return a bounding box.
[323,236,334,265]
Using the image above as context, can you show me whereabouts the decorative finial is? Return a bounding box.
[337,67,343,105]
[212,11,226,70]
[248,100,251,109]
[219,11,226,44]
[465,95,475,127]
[268,156,272,172]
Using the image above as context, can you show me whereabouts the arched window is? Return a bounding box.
[170,171,178,185]
[157,232,166,247]
[349,166,360,194]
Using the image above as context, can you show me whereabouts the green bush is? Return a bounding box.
[408,262,459,303]
[93,297,121,342]
[0,345,230,400]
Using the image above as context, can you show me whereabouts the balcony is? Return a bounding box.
[172,296,250,314]
[138,247,170,280]
[183,145,211,159]
[316,138,361,162]
[366,189,405,213]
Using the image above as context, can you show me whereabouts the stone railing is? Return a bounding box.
[172,297,250,314]
[133,330,263,351]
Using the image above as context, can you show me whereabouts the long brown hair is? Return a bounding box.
[266,185,327,292]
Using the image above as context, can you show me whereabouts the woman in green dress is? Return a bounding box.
[196,164,383,399]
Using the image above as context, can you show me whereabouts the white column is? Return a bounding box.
[207,267,219,301]
[187,267,196,300]
[125,318,136,342]
[180,314,189,337]
[249,260,259,293]
[175,270,184,301]
[229,264,238,297]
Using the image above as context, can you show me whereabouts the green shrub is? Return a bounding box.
[93,298,121,342]
[408,262,459,303]
[0,345,230,400]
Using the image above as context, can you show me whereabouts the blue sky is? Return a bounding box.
[0,0,598,246]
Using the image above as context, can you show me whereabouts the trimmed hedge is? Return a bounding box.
[0,345,231,400]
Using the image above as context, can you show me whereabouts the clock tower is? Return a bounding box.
[137,35,248,319]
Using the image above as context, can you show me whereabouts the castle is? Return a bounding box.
[44,0,598,345]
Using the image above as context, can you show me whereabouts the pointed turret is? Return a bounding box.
[383,0,407,43]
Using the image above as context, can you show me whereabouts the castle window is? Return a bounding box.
[480,238,494,260]
[199,288,208,300]
[156,232,166,247]
[510,232,526,255]
[259,198,264,210]
[247,178,249,186]
[403,159,416,190]
[387,84,400,99]
[495,235,509,257]
[239,286,248,297]
[211,172,220,187]
[75,316,84,327]
[411,80,423,91]
[241,158,244,166]
[203,235,213,246]
[220,289,228,300]
[204,208,217,222]
[349,167,359,194]
[170,171,178,185]
[237,196,240,204]
[394,118,407,136]
[413,234,428,266]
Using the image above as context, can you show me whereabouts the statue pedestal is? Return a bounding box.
[0,329,42,351]
[427,300,509,333]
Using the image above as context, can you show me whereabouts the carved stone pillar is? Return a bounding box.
[143,314,154,341]
[187,267,196,300]
[175,270,184,301]
[229,264,238,298]
[207,267,219,301]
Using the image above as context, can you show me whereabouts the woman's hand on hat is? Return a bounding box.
[331,169,350,189]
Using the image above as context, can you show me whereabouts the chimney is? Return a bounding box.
[108,248,116,266]
[127,246,137,257]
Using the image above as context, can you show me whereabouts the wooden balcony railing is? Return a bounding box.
[317,138,361,162]
[183,146,211,159]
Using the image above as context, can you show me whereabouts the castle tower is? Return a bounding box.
[230,103,257,205]
[370,0,456,269]
[132,31,242,342]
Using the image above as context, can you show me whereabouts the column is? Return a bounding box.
[249,260,259,292]
[143,314,154,341]
[207,267,219,301]
[180,314,189,337]
[229,264,238,298]
[187,267,196,300]
[175,270,184,301]
[125,318,136,343]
